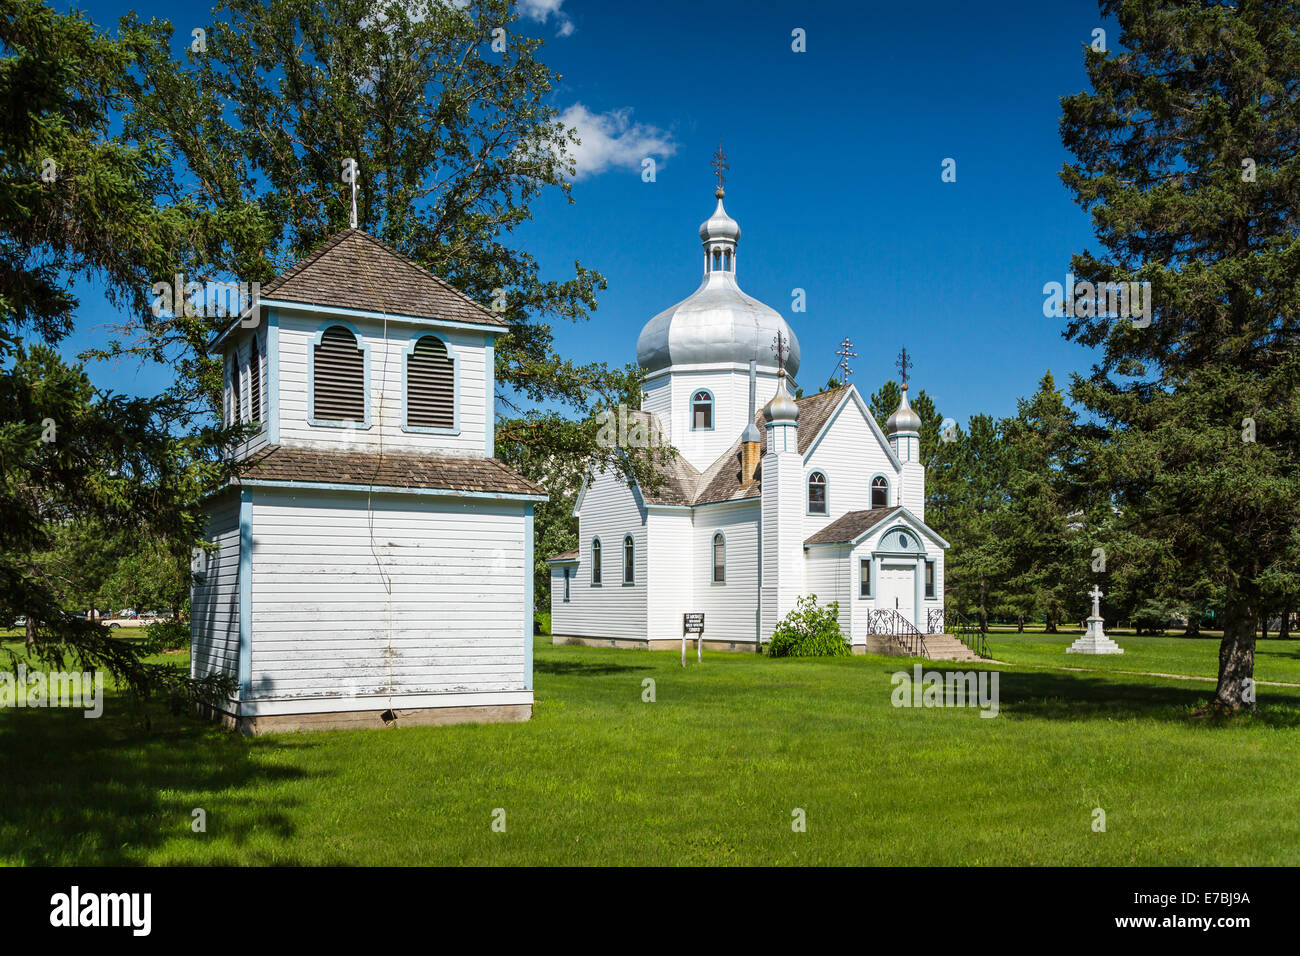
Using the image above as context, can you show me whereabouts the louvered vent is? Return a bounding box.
[406,335,454,429]
[313,325,365,422]
[249,337,262,423]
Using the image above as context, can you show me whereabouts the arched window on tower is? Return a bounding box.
[406,334,455,430]
[712,249,722,271]
[872,475,889,509]
[312,324,366,424]
[691,390,713,430]
[249,336,262,425]
[807,471,827,515]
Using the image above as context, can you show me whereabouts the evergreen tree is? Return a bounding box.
[1061,0,1300,712]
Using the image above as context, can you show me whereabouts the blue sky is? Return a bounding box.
[64,0,1116,426]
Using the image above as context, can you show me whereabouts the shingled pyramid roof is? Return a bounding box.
[258,229,507,328]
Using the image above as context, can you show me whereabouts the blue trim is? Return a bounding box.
[236,478,546,502]
[400,331,460,435]
[267,310,280,444]
[689,388,715,431]
[237,489,253,700]
[806,469,828,516]
[925,558,936,599]
[870,472,891,509]
[562,567,570,602]
[306,320,372,429]
[591,536,603,586]
[524,504,534,691]
[712,531,726,584]
[622,534,635,586]
[252,299,505,335]
[859,555,873,598]
[484,336,495,457]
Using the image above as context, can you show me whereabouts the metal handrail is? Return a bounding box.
[926,607,989,659]
[867,609,928,658]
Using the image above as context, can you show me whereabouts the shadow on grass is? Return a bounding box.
[0,695,317,865]
[534,658,653,677]
[866,661,1300,728]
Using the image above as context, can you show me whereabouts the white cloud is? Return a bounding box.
[557,104,677,180]
[518,0,574,37]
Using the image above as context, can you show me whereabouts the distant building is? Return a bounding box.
[547,188,950,652]
[191,230,544,733]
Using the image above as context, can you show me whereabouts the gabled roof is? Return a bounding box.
[234,445,543,498]
[213,229,506,348]
[692,386,847,506]
[545,548,579,564]
[804,507,901,545]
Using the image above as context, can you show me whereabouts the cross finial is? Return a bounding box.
[896,346,911,388]
[771,329,789,378]
[711,143,729,195]
[835,337,857,385]
[1089,585,1104,618]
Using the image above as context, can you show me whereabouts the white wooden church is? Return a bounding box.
[190,229,545,733]
[547,186,951,652]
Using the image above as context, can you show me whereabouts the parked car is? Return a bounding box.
[12,616,26,629]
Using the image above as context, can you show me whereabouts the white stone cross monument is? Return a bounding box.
[1067,585,1124,654]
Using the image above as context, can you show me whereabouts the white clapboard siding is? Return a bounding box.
[646,509,694,640]
[646,367,783,473]
[691,501,761,645]
[550,466,647,641]
[247,488,526,699]
[804,545,852,639]
[191,491,241,682]
[275,309,487,456]
[803,397,900,538]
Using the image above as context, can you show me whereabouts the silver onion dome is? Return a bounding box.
[762,380,800,424]
[886,385,923,434]
[636,189,800,376]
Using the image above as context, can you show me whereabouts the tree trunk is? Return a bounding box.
[1017,615,1024,633]
[1185,614,1200,638]
[1209,592,1259,714]
[1045,612,1058,635]
[1281,603,1292,641]
[24,615,36,648]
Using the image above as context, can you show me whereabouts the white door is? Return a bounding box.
[878,562,916,624]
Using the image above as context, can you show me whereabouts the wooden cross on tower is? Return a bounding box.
[835,337,857,385]
[896,346,912,388]
[711,143,729,193]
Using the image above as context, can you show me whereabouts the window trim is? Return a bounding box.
[249,334,263,427]
[690,388,715,431]
[925,559,936,599]
[591,537,602,587]
[711,532,726,584]
[401,331,460,435]
[622,534,635,586]
[870,473,890,510]
[307,321,372,429]
[860,557,873,598]
[807,470,828,516]
[563,567,570,603]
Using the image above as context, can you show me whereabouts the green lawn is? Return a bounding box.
[2,631,1299,865]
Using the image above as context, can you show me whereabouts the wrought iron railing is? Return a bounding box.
[867,609,928,658]
[926,607,989,659]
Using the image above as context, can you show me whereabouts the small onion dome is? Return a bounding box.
[699,188,741,243]
[886,385,922,434]
[763,380,800,424]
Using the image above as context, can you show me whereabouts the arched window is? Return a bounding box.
[712,249,722,271]
[712,533,725,584]
[406,334,455,430]
[591,538,602,586]
[312,325,365,423]
[623,535,635,585]
[563,568,571,603]
[871,475,889,509]
[691,390,714,430]
[249,337,262,424]
[807,471,827,515]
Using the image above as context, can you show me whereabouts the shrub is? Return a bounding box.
[766,595,850,658]
[141,619,188,654]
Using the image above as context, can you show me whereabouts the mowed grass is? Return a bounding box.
[987,628,1300,685]
[2,630,1300,865]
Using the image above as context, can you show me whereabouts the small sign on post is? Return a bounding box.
[683,613,705,667]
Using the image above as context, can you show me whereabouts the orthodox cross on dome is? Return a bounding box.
[835,337,857,385]
[711,143,729,195]
[771,329,790,379]
[1089,585,1104,619]
[896,346,912,389]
